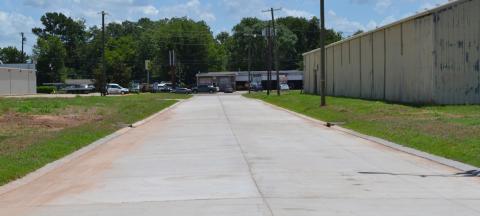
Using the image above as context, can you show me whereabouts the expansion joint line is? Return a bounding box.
[217,95,275,216]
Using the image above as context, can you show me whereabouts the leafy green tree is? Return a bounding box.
[32,12,88,77]
[0,46,27,63]
[34,36,67,84]
[105,36,137,86]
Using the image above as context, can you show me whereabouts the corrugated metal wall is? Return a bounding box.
[0,68,37,96]
[433,0,480,104]
[303,0,480,104]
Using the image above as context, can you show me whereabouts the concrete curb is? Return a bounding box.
[250,97,478,172]
[0,98,188,196]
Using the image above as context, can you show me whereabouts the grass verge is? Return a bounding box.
[245,91,480,167]
[0,93,190,186]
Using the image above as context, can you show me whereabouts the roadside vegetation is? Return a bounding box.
[0,94,190,185]
[245,91,480,167]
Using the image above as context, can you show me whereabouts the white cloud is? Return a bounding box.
[282,8,314,18]
[0,11,38,50]
[23,0,216,24]
[157,0,216,22]
[326,10,367,34]
[221,0,268,20]
[374,0,393,13]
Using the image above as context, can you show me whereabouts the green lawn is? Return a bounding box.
[245,91,480,167]
[0,93,190,186]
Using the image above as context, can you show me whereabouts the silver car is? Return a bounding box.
[172,87,192,94]
[107,83,129,95]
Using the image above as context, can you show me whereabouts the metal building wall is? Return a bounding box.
[303,0,479,104]
[0,68,37,96]
[433,0,480,104]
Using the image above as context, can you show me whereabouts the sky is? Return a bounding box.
[0,0,450,54]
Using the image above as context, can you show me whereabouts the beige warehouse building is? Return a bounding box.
[0,64,37,96]
[303,0,480,104]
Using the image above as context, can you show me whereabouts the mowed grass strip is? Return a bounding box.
[0,93,190,185]
[245,91,480,167]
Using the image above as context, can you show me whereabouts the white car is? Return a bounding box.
[280,83,290,91]
[107,83,129,95]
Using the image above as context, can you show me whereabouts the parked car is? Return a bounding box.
[280,83,290,91]
[192,85,217,94]
[250,83,263,92]
[107,83,129,95]
[62,84,95,94]
[223,86,234,93]
[158,83,173,92]
[172,87,192,94]
[129,82,141,93]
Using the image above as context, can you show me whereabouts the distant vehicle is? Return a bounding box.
[129,82,140,93]
[107,83,129,95]
[172,87,192,94]
[280,83,290,91]
[62,84,95,94]
[192,85,217,94]
[250,83,263,92]
[223,86,234,93]
[158,83,173,92]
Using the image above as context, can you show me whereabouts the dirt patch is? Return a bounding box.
[0,108,104,154]
[0,109,102,132]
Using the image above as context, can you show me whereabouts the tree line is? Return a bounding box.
[0,12,343,86]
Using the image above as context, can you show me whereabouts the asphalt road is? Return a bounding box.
[1,94,480,216]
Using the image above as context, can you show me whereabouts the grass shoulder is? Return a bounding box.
[0,93,190,186]
[244,91,480,167]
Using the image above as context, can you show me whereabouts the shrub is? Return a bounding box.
[37,86,56,94]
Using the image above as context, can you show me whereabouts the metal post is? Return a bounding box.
[267,24,272,95]
[20,32,26,63]
[248,43,252,94]
[101,11,107,96]
[270,8,281,96]
[320,0,327,106]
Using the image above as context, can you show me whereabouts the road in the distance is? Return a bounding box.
[1,94,480,216]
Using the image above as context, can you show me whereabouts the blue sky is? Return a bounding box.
[0,0,449,53]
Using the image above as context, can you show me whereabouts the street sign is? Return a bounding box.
[145,60,151,71]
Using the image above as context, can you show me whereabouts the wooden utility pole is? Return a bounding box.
[263,8,281,96]
[20,32,26,63]
[320,0,327,106]
[169,50,176,88]
[248,43,252,94]
[100,11,107,96]
[265,24,272,95]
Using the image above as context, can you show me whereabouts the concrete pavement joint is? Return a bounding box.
[217,95,276,216]
[0,98,188,196]
[249,97,479,172]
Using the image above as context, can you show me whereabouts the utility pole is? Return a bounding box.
[169,50,176,89]
[265,23,272,95]
[20,32,26,63]
[263,8,281,96]
[245,32,258,94]
[248,43,252,94]
[320,0,327,106]
[100,11,107,96]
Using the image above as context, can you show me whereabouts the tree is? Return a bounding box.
[105,36,137,86]
[0,47,27,63]
[34,36,67,84]
[32,12,88,77]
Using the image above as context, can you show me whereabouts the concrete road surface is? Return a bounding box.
[1,94,480,216]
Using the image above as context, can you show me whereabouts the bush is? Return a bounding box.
[37,86,56,94]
